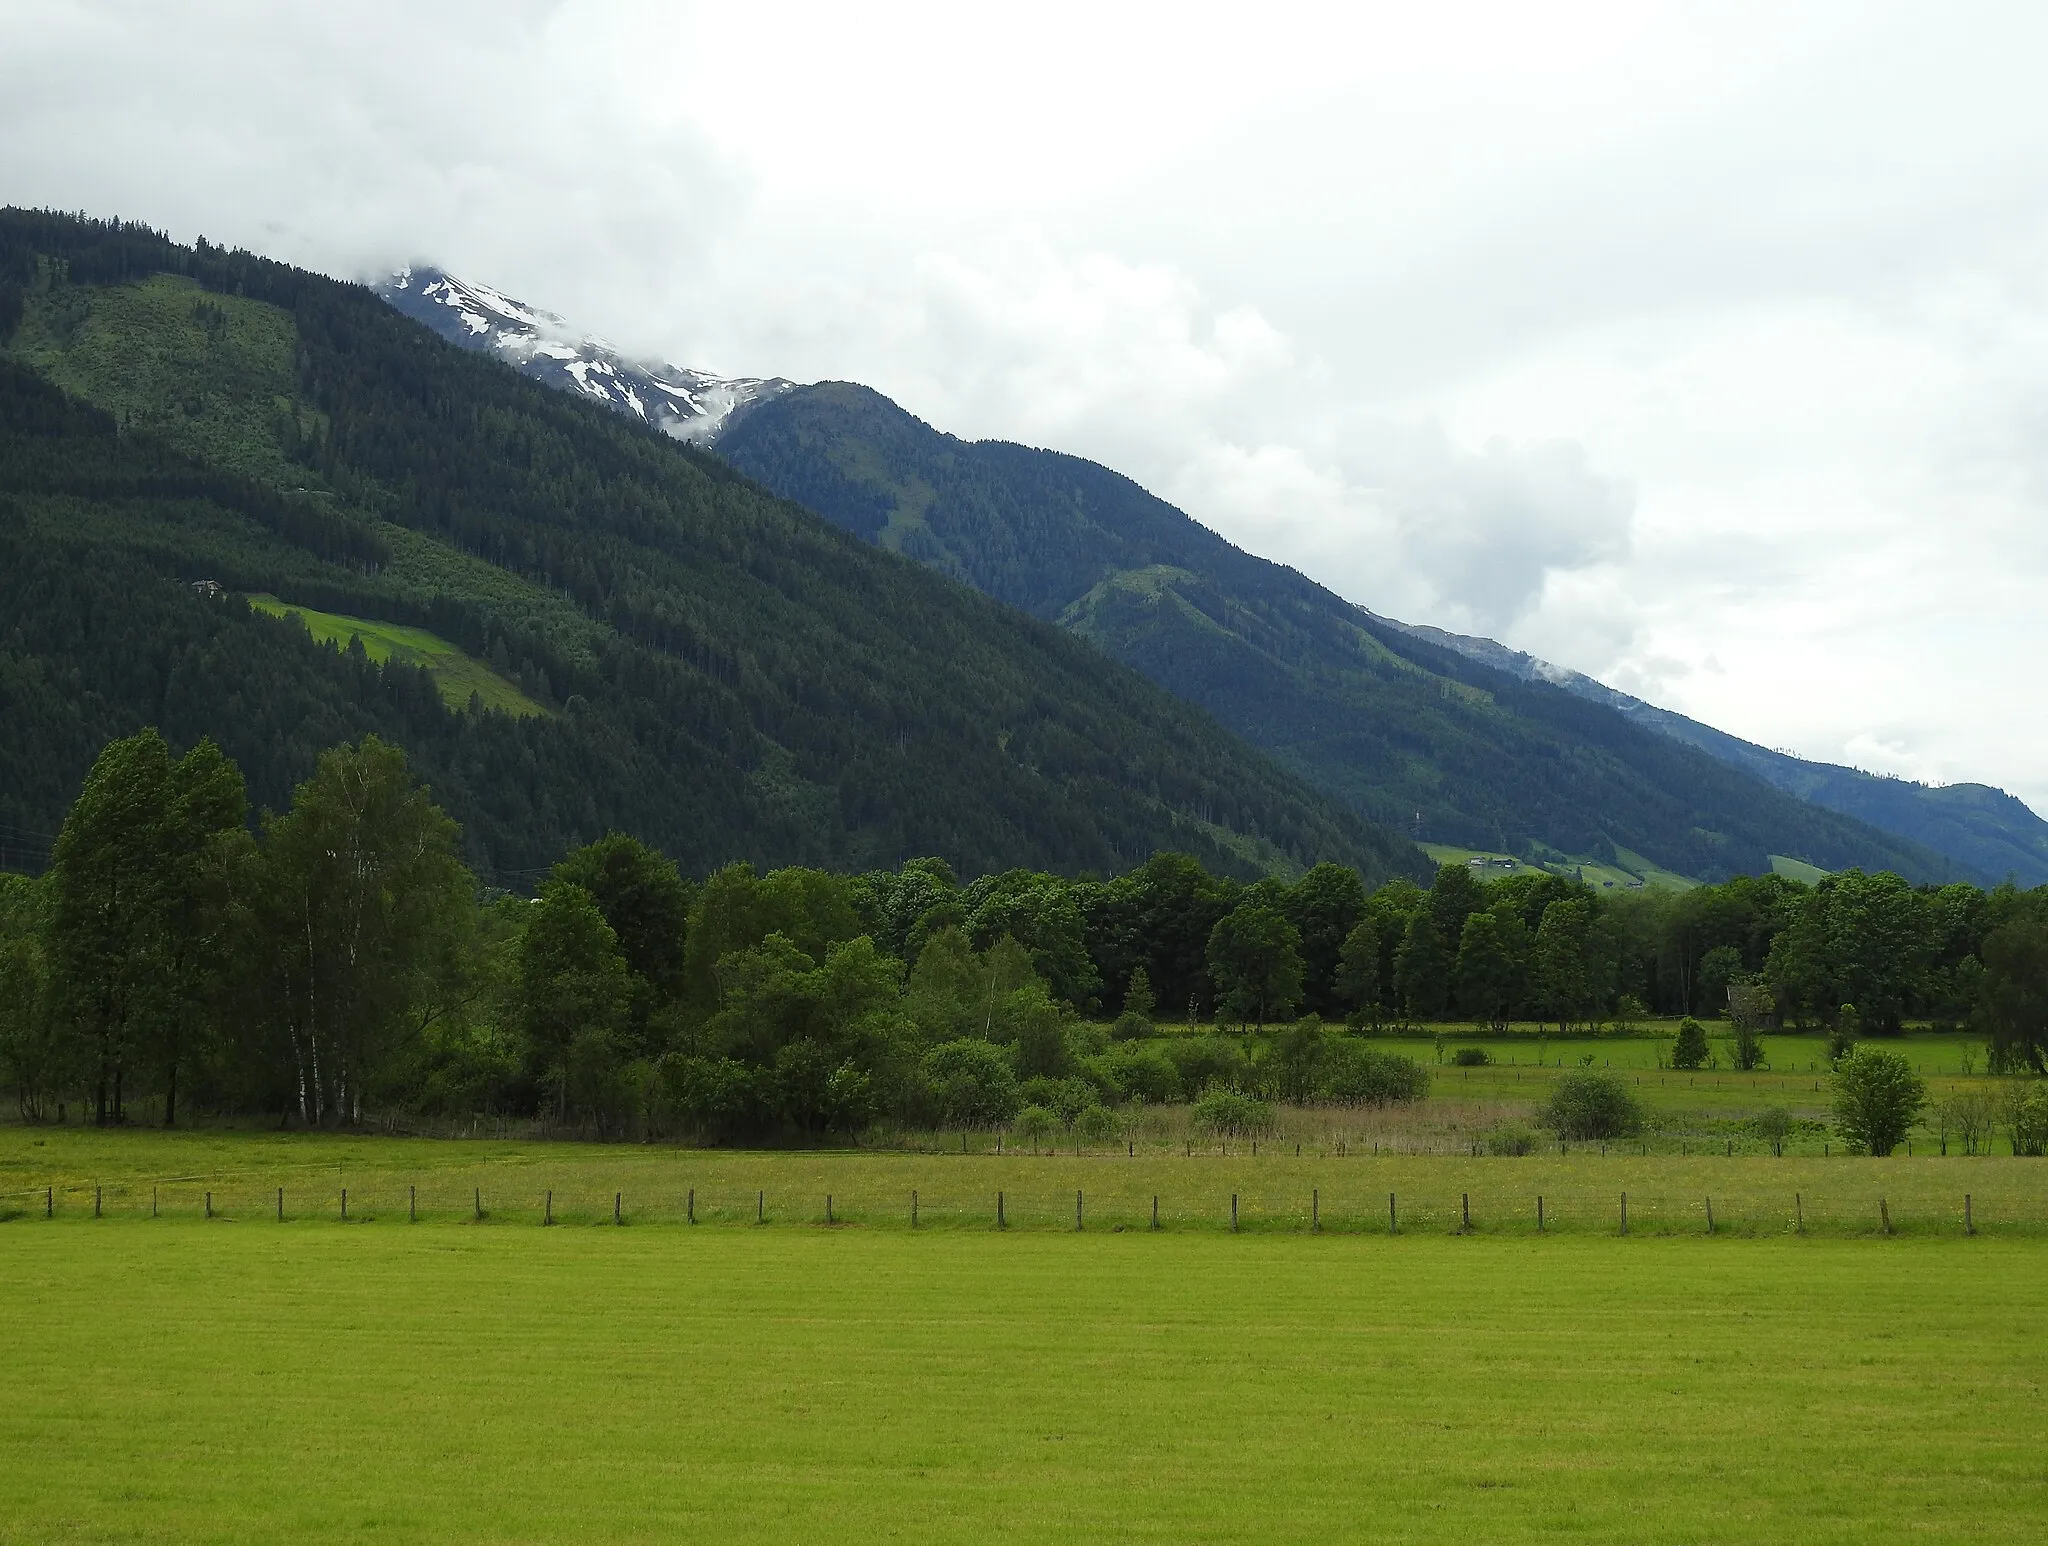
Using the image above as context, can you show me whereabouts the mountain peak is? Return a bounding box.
[377,266,794,443]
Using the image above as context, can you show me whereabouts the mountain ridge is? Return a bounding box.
[0,210,1424,888]
[1391,620,2048,886]
[354,265,2035,887]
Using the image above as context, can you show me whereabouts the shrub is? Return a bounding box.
[1830,1046,1926,1155]
[1483,1120,1537,1156]
[1753,1105,1793,1156]
[1540,1070,1643,1140]
[1671,1017,1709,1071]
[1163,1035,1247,1094]
[1319,1043,1429,1106]
[1110,1010,1153,1042]
[1191,1084,1277,1139]
[1088,1043,1181,1104]
[1019,1074,1095,1126]
[1074,1102,1121,1146]
[1940,1092,1998,1155]
[1450,1047,1491,1067]
[922,1039,1023,1129]
[1013,1104,1056,1150]
[2006,1085,2048,1157]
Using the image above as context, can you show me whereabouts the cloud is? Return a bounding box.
[12,0,2048,805]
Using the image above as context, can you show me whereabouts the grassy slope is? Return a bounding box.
[248,594,545,716]
[1,1222,2043,1544]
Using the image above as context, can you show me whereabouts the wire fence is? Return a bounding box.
[4,1172,2038,1237]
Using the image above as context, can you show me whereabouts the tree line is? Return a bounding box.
[4,731,2046,1140]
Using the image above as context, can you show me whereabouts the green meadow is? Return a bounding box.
[247,594,545,717]
[3,1211,2045,1544]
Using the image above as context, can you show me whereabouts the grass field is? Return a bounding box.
[248,594,546,717]
[3,1219,2044,1544]
[8,1125,2046,1237]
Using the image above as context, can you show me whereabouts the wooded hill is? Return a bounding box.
[717,382,1970,886]
[0,211,1426,888]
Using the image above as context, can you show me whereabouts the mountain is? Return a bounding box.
[1394,622,2048,887]
[711,382,1973,886]
[376,266,792,444]
[0,211,1427,889]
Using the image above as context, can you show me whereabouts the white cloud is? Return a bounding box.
[10,0,2048,806]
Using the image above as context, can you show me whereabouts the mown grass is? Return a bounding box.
[248,593,546,716]
[1,1221,2043,1544]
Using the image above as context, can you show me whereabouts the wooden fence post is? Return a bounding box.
[757,1190,764,1224]
[1706,1197,1715,1234]
[687,1188,695,1225]
[1151,1195,1159,1230]
[1880,1198,1892,1235]
[474,1187,482,1222]
[205,1192,212,1219]
[1075,1190,1083,1231]
[1965,1194,1974,1236]
[1795,1193,1803,1234]
[94,1185,101,1219]
[1312,1188,1320,1233]
[152,1187,158,1219]
[1537,1195,1545,1232]
[997,1191,1006,1229]
[615,1192,623,1225]
[1388,1193,1397,1235]
[911,1190,918,1228]
[1619,1192,1628,1236]
[545,1190,552,1226]
[277,1187,283,1222]
[1461,1193,1470,1234]
[824,1195,832,1226]
[45,1186,52,1218]
[409,1185,416,1224]
[1230,1193,1238,1232]
[340,1188,347,1221]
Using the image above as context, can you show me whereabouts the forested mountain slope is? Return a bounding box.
[0,211,1426,887]
[1395,620,2048,888]
[716,381,1970,886]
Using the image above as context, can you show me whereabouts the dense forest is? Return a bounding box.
[0,209,1421,887]
[5,730,2045,1140]
[717,383,1972,885]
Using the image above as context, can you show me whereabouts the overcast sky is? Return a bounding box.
[9,1,2048,806]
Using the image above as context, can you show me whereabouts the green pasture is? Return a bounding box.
[3,1220,2044,1544]
[7,1126,2045,1236]
[248,594,545,716]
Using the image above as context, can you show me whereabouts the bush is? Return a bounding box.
[1013,1104,1057,1150]
[922,1039,1023,1129]
[1753,1105,1793,1156]
[1074,1102,1121,1146]
[1830,1045,1926,1155]
[1318,1043,1429,1106]
[1483,1120,1537,1156]
[1087,1043,1181,1104]
[1191,1084,1277,1139]
[1450,1046,1491,1067]
[1163,1035,1247,1095]
[1110,1009,1153,1042]
[1540,1070,1643,1140]
[1019,1074,1095,1125]
[1671,1017,1709,1071]
[2005,1085,2048,1157]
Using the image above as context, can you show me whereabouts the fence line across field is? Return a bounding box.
[3,1179,2030,1236]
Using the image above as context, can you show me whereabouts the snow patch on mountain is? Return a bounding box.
[377,267,793,444]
